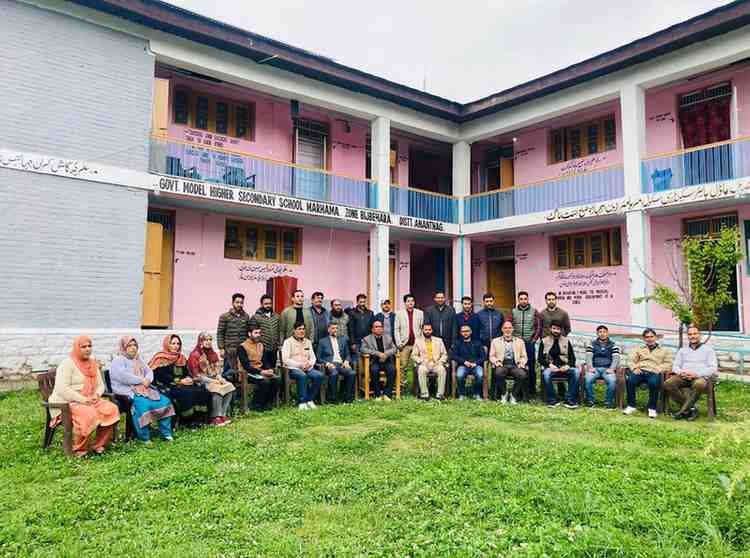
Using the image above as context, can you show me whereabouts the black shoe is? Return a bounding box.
[436,395,446,401]
[564,402,579,409]
[547,401,561,408]
[585,401,596,408]
[419,395,430,401]
[672,411,686,420]
[686,407,698,421]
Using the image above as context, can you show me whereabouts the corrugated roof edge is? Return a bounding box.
[68,0,750,123]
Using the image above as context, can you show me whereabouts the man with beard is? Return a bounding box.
[253,294,280,355]
[217,292,251,375]
[454,296,481,342]
[279,289,314,341]
[511,291,542,397]
[309,291,329,352]
[540,291,571,338]
[424,290,456,352]
[411,323,448,401]
[538,320,579,409]
[477,293,504,352]
[347,293,375,361]
[237,321,280,411]
[329,299,349,336]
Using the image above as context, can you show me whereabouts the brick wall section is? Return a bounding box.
[0,169,148,329]
[0,0,154,169]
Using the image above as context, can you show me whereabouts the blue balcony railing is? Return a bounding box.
[641,137,750,193]
[390,185,459,223]
[149,136,378,209]
[464,165,624,224]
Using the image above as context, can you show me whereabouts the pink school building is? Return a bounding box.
[4,0,750,376]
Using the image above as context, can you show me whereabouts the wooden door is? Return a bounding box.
[142,222,173,328]
[500,157,514,190]
[487,260,516,316]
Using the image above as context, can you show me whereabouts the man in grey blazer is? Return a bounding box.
[360,320,397,401]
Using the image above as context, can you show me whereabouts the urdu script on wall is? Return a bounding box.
[545,179,750,221]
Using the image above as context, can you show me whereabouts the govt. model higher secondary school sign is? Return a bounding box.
[152,174,452,233]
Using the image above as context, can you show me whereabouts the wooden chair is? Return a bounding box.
[451,361,489,400]
[361,354,401,400]
[38,367,74,456]
[103,369,136,441]
[662,372,717,420]
[38,367,118,456]
[580,365,626,409]
[410,358,451,398]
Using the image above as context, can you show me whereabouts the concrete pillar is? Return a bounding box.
[626,211,651,330]
[620,83,646,198]
[369,224,389,309]
[451,236,472,311]
[453,141,471,224]
[371,116,391,211]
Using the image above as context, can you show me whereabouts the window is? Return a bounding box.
[678,82,731,149]
[195,96,209,130]
[549,115,616,163]
[173,88,189,125]
[225,220,301,263]
[295,119,328,169]
[551,228,622,269]
[172,87,254,140]
[684,213,738,238]
[215,101,229,135]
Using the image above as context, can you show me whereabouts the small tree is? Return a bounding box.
[634,226,743,346]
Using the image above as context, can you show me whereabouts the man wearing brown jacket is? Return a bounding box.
[217,293,251,374]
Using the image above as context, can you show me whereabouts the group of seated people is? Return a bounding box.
[48,288,719,457]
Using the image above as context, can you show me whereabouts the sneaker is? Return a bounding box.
[222,416,232,425]
[459,395,465,401]
[142,439,153,446]
[547,401,561,408]
[623,406,637,416]
[436,394,446,401]
[419,395,430,401]
[648,409,658,419]
[216,417,228,427]
[586,401,596,408]
[686,407,698,421]
[474,395,482,401]
[163,436,174,442]
[209,417,223,426]
[298,403,309,411]
[672,411,685,420]
[307,401,317,410]
[500,393,508,405]
[563,402,579,409]
[382,395,392,402]
[509,394,518,405]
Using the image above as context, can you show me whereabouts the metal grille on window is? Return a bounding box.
[174,90,189,125]
[236,106,249,138]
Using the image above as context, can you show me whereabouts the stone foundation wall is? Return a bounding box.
[0,330,214,384]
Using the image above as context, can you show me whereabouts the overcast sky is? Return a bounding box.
[166,0,733,102]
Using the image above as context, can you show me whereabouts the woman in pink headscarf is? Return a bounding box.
[49,336,120,457]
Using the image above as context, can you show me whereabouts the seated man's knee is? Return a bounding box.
[693,378,708,392]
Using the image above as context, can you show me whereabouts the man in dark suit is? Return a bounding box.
[317,322,355,404]
[360,320,398,401]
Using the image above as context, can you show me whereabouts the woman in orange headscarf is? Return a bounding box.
[48,336,120,457]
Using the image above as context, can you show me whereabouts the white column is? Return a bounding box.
[626,211,651,330]
[370,224,389,308]
[620,83,646,198]
[453,141,471,225]
[371,116,391,211]
[451,236,472,311]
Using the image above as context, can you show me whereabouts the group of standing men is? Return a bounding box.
[214,288,718,420]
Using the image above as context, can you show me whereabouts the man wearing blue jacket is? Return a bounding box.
[455,296,481,342]
[317,322,355,404]
[477,293,504,351]
[450,324,486,400]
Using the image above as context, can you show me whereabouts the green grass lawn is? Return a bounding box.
[2,383,750,558]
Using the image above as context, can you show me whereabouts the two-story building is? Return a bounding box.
[2,0,750,374]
